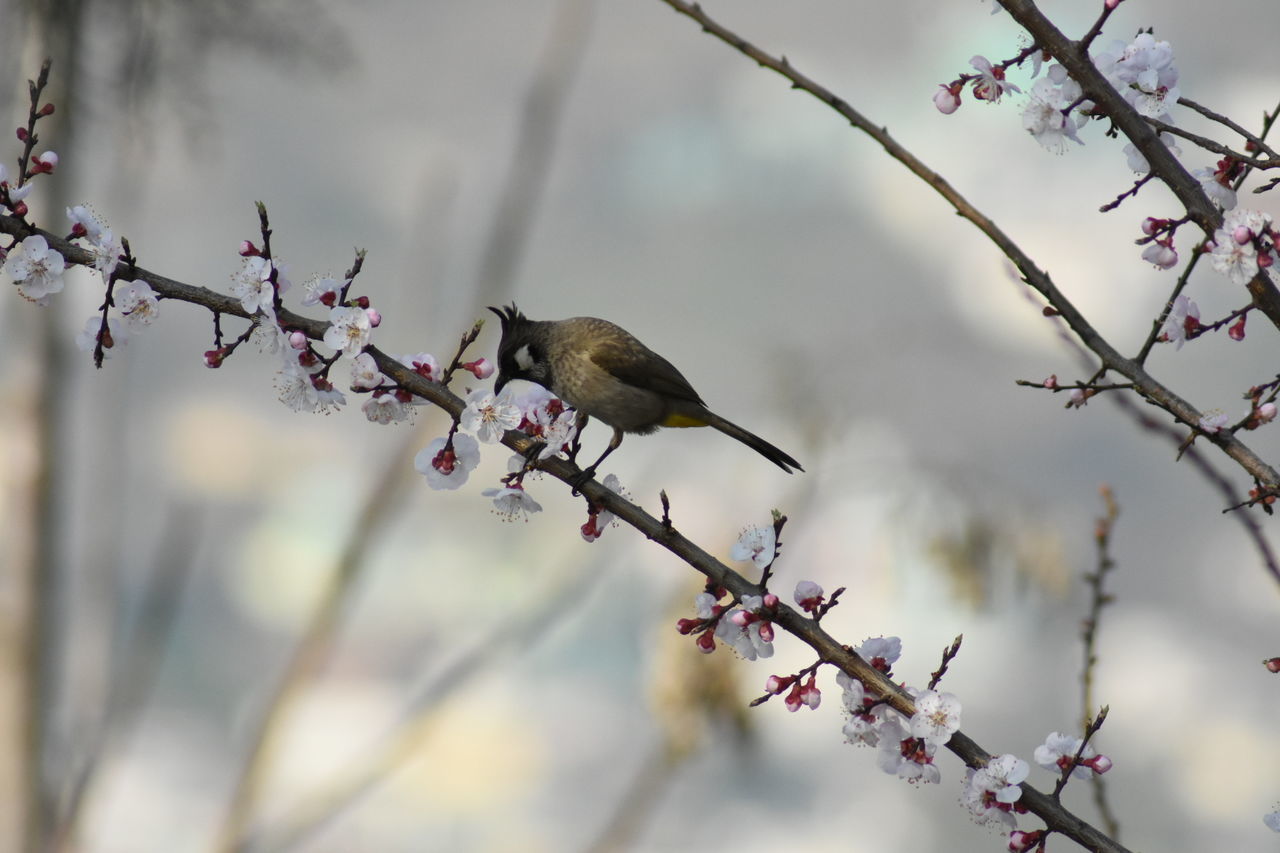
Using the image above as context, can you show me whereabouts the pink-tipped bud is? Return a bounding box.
[1234,225,1254,245]
[1141,217,1161,236]
[1086,754,1113,774]
[1258,403,1277,424]
[675,618,701,636]
[31,151,58,173]
[762,592,779,609]
[695,631,717,654]
[765,674,794,694]
[758,622,775,643]
[933,83,962,115]
[288,330,307,350]
[794,580,825,613]
[1264,656,1280,673]
[1044,374,1059,389]
[365,307,381,328]
[11,200,27,218]
[15,127,28,142]
[39,103,55,117]
[464,357,495,380]
[1008,830,1044,853]
[204,347,227,368]
[730,610,752,627]
[354,295,370,309]
[1229,315,1247,341]
[239,240,260,257]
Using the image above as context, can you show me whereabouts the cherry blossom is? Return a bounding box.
[415,433,481,490]
[3,234,65,304]
[909,690,962,745]
[481,483,543,521]
[730,524,776,570]
[115,280,160,331]
[970,55,1020,103]
[460,388,522,443]
[323,305,373,354]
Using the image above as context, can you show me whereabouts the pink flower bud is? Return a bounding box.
[239,240,260,257]
[365,307,381,327]
[1229,315,1247,341]
[289,330,307,349]
[675,618,701,636]
[1264,656,1280,673]
[1086,754,1113,774]
[730,610,751,627]
[464,358,495,380]
[765,674,790,694]
[1234,225,1254,245]
[32,151,58,173]
[1008,830,1044,853]
[695,631,716,654]
[204,348,226,368]
[762,593,779,609]
[39,103,55,116]
[1258,403,1277,423]
[933,83,961,115]
[1043,374,1058,389]
[15,127,28,142]
[758,622,774,643]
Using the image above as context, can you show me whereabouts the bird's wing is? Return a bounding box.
[588,336,706,406]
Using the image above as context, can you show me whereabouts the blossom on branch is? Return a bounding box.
[3,234,65,304]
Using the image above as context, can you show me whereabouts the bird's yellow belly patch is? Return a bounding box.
[661,413,708,428]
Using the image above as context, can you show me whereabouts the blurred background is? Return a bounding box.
[1,1,1278,851]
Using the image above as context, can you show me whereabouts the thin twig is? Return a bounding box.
[1081,488,1121,839]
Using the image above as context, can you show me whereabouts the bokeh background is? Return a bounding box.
[1,1,1278,851]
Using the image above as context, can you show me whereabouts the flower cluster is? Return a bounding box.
[1209,208,1277,287]
[580,472,626,542]
[962,754,1030,831]
[1033,731,1113,778]
[677,589,779,660]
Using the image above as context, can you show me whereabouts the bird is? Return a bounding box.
[488,303,803,481]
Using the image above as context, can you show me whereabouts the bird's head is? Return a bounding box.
[488,303,551,394]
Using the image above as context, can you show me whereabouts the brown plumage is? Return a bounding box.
[489,304,802,477]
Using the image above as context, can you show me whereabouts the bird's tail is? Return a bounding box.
[699,410,804,473]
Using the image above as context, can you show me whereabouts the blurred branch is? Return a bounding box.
[471,0,597,315]
[53,505,203,851]
[250,557,614,852]
[213,427,422,853]
[1081,488,1121,840]
[580,746,676,853]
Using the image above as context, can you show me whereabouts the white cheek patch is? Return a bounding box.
[514,344,535,372]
